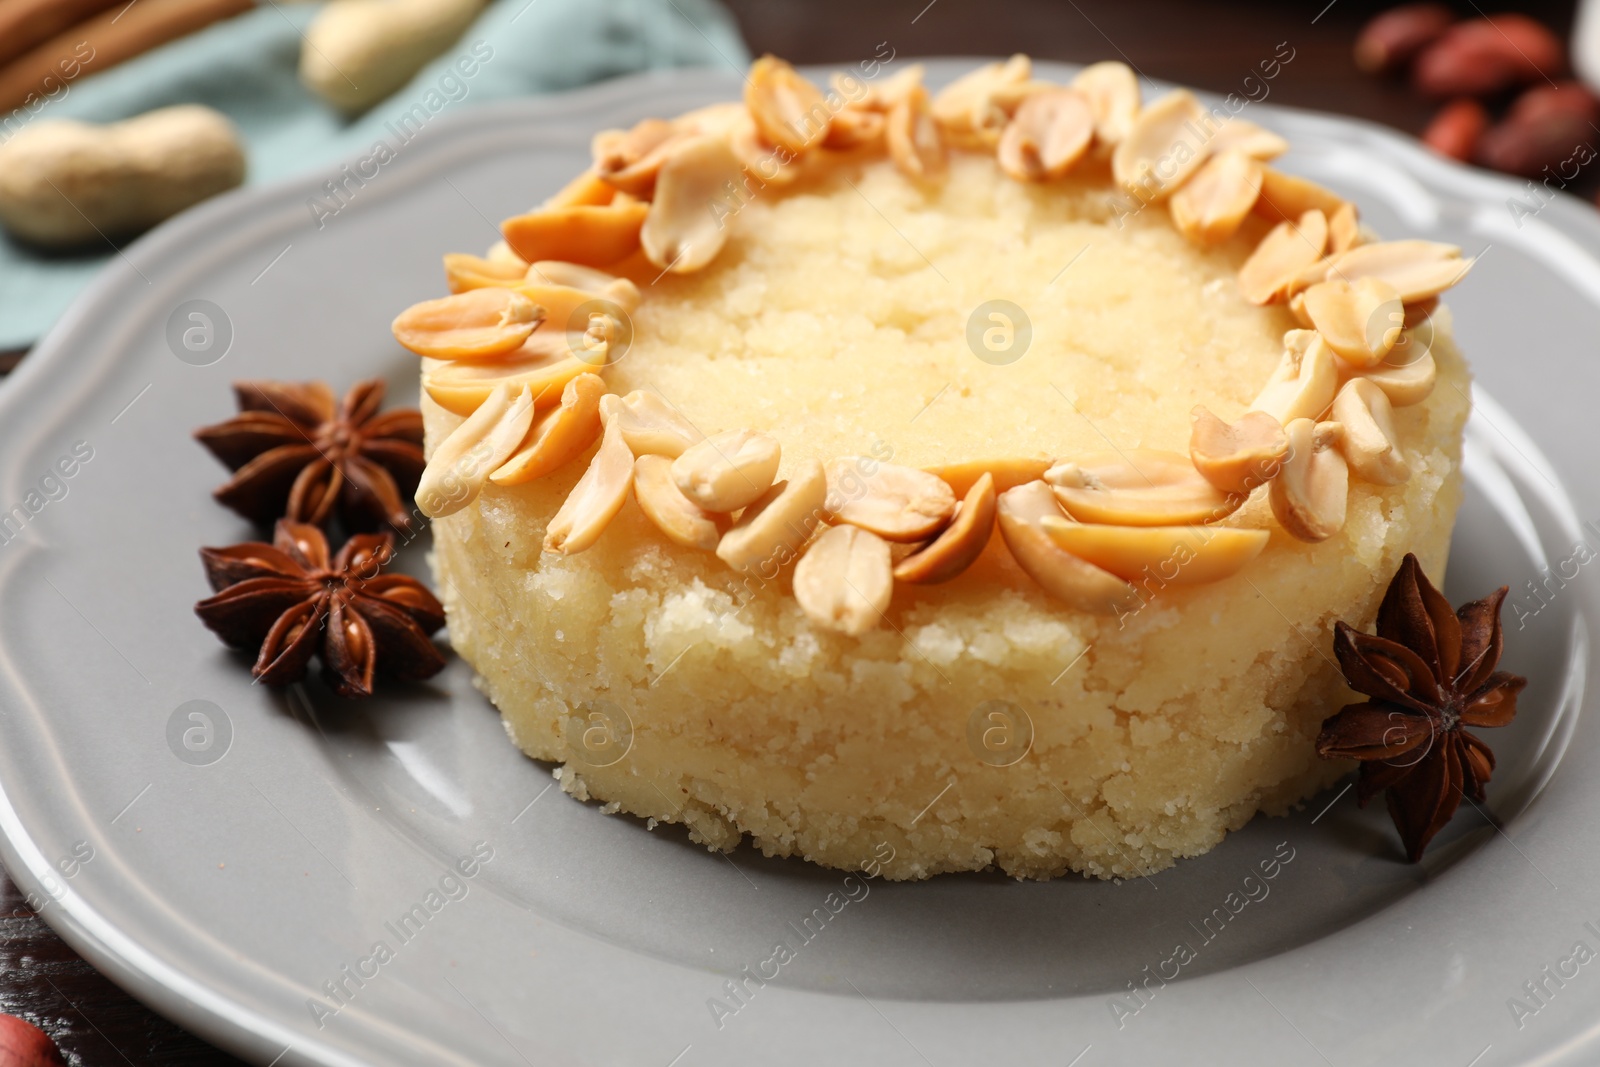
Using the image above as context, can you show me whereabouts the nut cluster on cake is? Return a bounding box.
[392,55,1473,634]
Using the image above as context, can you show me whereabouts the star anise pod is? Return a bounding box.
[1315,553,1526,861]
[194,520,446,699]
[195,379,425,533]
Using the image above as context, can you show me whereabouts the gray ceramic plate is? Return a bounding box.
[0,60,1597,1067]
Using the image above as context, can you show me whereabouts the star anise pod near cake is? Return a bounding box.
[194,520,446,699]
[195,379,425,533]
[1315,553,1526,862]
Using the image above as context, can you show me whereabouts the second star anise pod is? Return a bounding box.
[1316,553,1527,862]
[195,520,446,699]
[195,379,425,533]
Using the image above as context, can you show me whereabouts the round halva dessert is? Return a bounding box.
[397,56,1472,880]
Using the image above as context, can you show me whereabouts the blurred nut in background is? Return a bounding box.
[1355,4,1599,187]
[1506,79,1600,127]
[0,1011,67,1066]
[300,0,488,113]
[0,104,245,247]
[1421,97,1489,161]
[1412,14,1566,97]
[1353,2,1455,74]
[1477,101,1596,177]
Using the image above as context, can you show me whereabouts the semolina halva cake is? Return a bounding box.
[394,55,1473,879]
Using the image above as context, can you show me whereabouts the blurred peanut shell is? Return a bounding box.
[0,104,245,248]
[300,0,488,113]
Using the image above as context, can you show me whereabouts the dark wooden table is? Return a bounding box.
[0,1,1580,1063]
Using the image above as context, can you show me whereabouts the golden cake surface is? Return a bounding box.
[613,153,1293,469]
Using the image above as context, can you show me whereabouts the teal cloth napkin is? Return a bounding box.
[0,0,748,349]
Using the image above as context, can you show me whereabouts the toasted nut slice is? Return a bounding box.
[392,288,542,361]
[1282,327,1317,355]
[530,260,626,294]
[633,454,730,550]
[1045,450,1239,526]
[416,385,536,519]
[423,333,606,417]
[1270,417,1349,542]
[577,310,623,358]
[604,390,704,457]
[746,55,832,153]
[1301,277,1403,366]
[894,473,997,584]
[931,54,1031,148]
[1238,209,1329,304]
[502,199,649,268]
[591,117,678,198]
[842,64,926,112]
[1324,240,1471,304]
[825,106,887,149]
[489,373,606,485]
[672,102,747,138]
[1111,90,1212,200]
[995,482,1138,613]
[794,525,893,635]
[544,414,634,555]
[1332,378,1409,485]
[717,458,828,571]
[924,455,1053,498]
[443,252,529,293]
[1070,61,1140,147]
[727,111,805,186]
[1355,307,1438,398]
[825,458,958,542]
[523,261,641,316]
[1403,297,1438,329]
[1039,518,1269,585]
[542,169,617,210]
[1205,119,1289,161]
[1287,290,1314,328]
[1169,150,1263,244]
[485,240,528,269]
[492,281,607,335]
[672,429,781,512]
[829,72,871,109]
[1251,331,1338,424]
[1357,346,1437,407]
[1189,407,1289,494]
[1283,255,1338,302]
[1328,202,1361,254]
[887,84,947,181]
[1253,168,1346,222]
[997,89,1095,181]
[981,78,1058,130]
[640,135,743,274]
